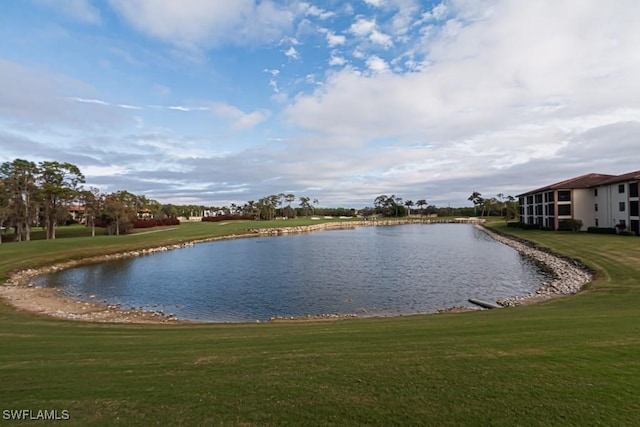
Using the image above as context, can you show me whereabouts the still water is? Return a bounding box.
[34,224,550,322]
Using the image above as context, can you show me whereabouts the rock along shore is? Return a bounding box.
[0,219,593,323]
[476,225,594,307]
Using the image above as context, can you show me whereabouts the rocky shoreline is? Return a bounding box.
[0,221,593,323]
[477,225,594,307]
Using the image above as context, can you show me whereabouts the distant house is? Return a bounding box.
[66,205,86,222]
[518,170,640,235]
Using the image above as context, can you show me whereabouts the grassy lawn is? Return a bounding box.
[1,220,639,425]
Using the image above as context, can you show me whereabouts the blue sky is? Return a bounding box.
[1,1,639,208]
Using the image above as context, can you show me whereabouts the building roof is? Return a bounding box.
[518,173,615,197]
[598,170,640,186]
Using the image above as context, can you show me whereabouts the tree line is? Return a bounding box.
[0,159,330,242]
[0,159,177,242]
[1,159,85,242]
[361,193,518,219]
[467,192,518,219]
[1,157,519,244]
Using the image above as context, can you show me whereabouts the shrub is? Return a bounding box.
[587,227,617,234]
[558,219,583,232]
[620,230,636,236]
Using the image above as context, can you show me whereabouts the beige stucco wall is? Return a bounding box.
[572,188,595,230]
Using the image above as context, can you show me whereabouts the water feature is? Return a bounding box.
[33,224,551,322]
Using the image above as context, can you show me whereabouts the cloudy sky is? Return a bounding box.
[1,1,639,208]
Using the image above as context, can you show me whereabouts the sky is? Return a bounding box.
[1,0,639,208]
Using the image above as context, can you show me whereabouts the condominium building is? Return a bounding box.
[518,170,640,235]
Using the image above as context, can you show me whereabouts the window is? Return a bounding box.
[558,204,572,216]
[547,204,554,216]
[557,190,571,201]
[527,195,534,204]
[594,188,598,197]
[620,202,626,212]
[594,203,598,212]
[631,201,639,217]
[630,182,638,198]
[595,218,599,226]
[535,194,543,204]
[619,184,625,194]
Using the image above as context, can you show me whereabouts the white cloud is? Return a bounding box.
[325,31,346,47]
[71,97,109,106]
[264,68,280,76]
[118,104,143,110]
[369,30,393,48]
[349,16,393,48]
[83,165,127,176]
[349,17,377,37]
[285,0,640,185]
[353,48,366,59]
[363,0,385,7]
[9,0,640,207]
[108,0,294,49]
[329,54,347,67]
[365,55,389,73]
[284,46,300,60]
[420,2,448,22]
[209,102,270,129]
[300,3,335,20]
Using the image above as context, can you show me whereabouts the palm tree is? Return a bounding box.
[468,191,484,216]
[404,200,414,217]
[299,196,311,216]
[374,195,387,216]
[392,195,403,217]
[276,193,285,218]
[285,193,296,218]
[416,199,427,216]
[245,200,257,219]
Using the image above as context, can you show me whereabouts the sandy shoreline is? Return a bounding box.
[0,221,594,324]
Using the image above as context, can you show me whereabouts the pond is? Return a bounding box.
[33,224,551,322]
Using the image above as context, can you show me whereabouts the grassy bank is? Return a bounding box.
[1,220,639,425]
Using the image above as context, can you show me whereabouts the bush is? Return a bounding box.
[587,227,617,234]
[620,230,636,236]
[558,219,583,232]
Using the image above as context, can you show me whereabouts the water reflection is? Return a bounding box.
[34,224,550,322]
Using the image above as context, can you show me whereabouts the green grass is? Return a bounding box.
[1,220,640,425]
